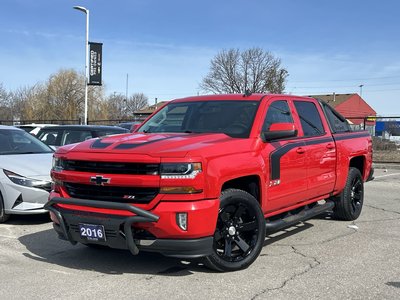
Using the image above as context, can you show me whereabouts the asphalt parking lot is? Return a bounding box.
[0,168,399,299]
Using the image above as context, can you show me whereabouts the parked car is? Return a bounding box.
[116,121,141,131]
[0,125,54,222]
[16,123,58,136]
[36,125,129,149]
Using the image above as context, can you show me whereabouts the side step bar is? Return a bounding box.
[265,200,335,234]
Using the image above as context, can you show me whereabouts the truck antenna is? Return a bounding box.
[243,89,252,97]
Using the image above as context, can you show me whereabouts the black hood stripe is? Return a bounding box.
[91,139,113,149]
[114,135,184,150]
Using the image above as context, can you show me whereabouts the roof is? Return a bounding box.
[37,125,128,131]
[308,93,355,107]
[135,94,316,114]
[16,124,58,127]
[0,125,23,130]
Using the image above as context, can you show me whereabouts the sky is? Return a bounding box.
[0,0,399,115]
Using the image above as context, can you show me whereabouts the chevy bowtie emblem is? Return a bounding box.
[90,175,111,186]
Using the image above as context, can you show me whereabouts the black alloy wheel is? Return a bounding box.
[204,189,265,271]
[349,175,363,215]
[333,167,364,221]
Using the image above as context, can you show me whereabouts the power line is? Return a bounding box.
[290,75,400,83]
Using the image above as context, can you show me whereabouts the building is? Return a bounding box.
[134,101,169,120]
[309,93,376,134]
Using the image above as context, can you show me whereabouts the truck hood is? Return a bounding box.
[57,133,255,158]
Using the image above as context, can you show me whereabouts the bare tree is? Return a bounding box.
[126,93,148,115]
[200,48,288,94]
[106,92,148,120]
[106,93,126,120]
[11,84,46,121]
[0,83,12,122]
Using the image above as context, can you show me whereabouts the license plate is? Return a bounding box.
[79,223,106,242]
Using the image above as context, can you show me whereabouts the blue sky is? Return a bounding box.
[0,0,399,115]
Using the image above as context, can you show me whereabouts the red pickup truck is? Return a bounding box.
[46,94,373,271]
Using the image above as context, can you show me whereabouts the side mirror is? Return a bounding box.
[261,123,297,142]
[130,123,141,133]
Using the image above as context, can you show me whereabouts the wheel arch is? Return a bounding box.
[349,156,365,178]
[221,175,261,204]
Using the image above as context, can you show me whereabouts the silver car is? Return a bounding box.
[0,125,53,222]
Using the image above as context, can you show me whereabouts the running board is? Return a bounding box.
[265,200,334,234]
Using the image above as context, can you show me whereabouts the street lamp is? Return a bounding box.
[73,6,89,125]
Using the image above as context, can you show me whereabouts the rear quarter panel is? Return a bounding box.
[332,131,372,194]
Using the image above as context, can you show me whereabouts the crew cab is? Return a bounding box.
[45,94,373,271]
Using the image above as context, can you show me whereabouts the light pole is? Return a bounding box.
[359,84,364,97]
[73,6,89,125]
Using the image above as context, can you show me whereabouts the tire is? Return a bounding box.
[0,193,11,223]
[204,189,266,272]
[333,167,364,221]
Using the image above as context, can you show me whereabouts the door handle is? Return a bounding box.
[296,147,305,154]
[326,143,335,150]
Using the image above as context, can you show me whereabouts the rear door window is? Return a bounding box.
[322,103,351,133]
[294,101,325,137]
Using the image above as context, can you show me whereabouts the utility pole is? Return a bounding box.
[126,73,129,102]
[73,6,89,125]
[125,74,129,116]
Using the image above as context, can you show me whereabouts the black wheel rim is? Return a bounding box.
[350,177,363,214]
[213,202,259,262]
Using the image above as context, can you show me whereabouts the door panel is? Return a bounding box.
[292,100,337,199]
[260,99,308,212]
[263,140,308,212]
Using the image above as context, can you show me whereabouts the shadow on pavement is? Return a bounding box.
[8,213,51,225]
[18,228,208,276]
[17,215,327,275]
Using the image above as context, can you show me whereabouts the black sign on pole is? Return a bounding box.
[88,42,103,86]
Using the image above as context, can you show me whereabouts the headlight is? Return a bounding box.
[3,169,50,188]
[160,163,202,179]
[52,156,64,171]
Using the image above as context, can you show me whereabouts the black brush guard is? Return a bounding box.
[44,197,213,258]
[45,197,159,255]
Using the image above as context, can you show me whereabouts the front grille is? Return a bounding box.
[64,182,159,204]
[63,160,159,175]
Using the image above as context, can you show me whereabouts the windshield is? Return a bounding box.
[138,100,259,138]
[0,129,53,155]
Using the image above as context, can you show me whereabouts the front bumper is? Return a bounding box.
[0,180,50,215]
[45,197,215,258]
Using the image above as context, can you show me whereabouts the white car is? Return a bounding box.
[16,123,58,136]
[0,125,53,222]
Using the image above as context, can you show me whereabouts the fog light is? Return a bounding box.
[176,212,188,231]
